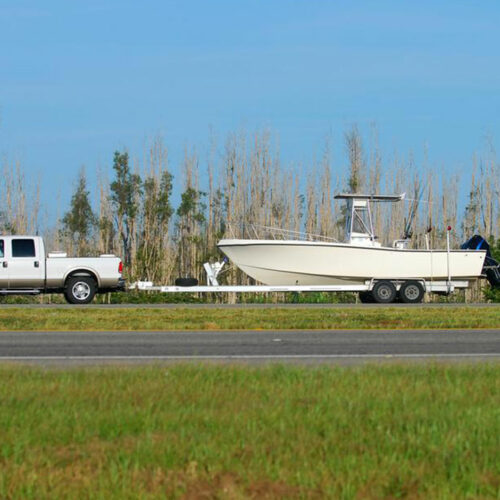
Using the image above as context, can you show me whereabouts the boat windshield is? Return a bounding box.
[344,199,375,243]
[352,206,372,234]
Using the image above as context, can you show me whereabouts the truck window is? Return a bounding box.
[0,240,3,258]
[12,239,36,258]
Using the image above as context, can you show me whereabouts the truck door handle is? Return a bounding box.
[34,261,39,268]
[2,262,7,268]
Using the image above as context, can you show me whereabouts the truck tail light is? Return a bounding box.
[118,261,123,274]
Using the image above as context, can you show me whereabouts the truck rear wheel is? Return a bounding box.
[65,276,97,304]
[399,281,425,303]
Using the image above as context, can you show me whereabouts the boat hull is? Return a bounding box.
[217,239,486,286]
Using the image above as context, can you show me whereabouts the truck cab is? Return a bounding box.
[0,236,45,289]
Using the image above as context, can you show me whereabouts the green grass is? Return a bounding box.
[0,364,498,498]
[0,306,498,331]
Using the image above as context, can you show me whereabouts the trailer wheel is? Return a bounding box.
[359,291,375,303]
[372,281,397,303]
[65,276,97,304]
[399,281,425,304]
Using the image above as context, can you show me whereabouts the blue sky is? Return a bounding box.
[1,1,499,220]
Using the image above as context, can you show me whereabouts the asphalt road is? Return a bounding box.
[1,329,499,365]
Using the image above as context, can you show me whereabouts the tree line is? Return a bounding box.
[1,126,499,288]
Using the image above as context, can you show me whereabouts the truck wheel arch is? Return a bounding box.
[64,269,100,289]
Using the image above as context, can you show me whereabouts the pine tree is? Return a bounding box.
[110,151,142,267]
[61,167,96,255]
[345,125,364,193]
[176,187,206,278]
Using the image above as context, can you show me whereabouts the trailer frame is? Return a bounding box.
[129,261,472,302]
[130,280,470,294]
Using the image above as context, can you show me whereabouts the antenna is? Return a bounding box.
[403,182,424,239]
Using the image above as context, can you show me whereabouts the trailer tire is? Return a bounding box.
[399,281,425,304]
[65,276,97,304]
[175,277,199,287]
[372,281,397,303]
[359,291,375,303]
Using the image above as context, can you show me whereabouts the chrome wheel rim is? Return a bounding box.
[72,282,91,301]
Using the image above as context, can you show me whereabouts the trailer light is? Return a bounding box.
[119,261,123,274]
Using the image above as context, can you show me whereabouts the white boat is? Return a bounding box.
[217,194,487,287]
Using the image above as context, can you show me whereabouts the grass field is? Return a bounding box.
[0,306,499,331]
[0,364,498,499]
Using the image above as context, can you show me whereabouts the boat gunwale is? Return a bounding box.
[217,240,488,255]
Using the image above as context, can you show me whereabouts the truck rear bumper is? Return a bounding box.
[99,278,126,293]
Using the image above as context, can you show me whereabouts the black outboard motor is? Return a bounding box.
[461,235,500,288]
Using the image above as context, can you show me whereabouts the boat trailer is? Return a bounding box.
[130,260,473,304]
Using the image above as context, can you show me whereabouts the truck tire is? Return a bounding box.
[65,276,97,304]
[399,281,425,303]
[372,281,397,304]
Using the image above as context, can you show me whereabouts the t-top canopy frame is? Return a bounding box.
[334,193,405,202]
[334,193,405,244]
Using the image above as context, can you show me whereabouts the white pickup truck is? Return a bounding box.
[0,236,125,304]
